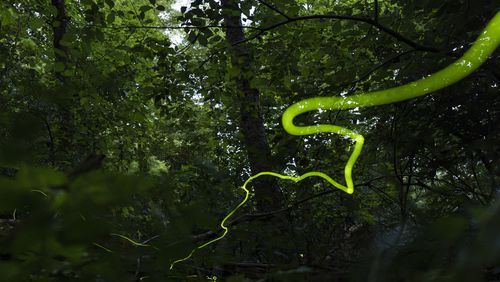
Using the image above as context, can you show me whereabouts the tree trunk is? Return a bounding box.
[52,0,70,75]
[51,0,77,169]
[221,0,283,212]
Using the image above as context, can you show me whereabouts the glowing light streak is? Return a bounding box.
[170,11,500,269]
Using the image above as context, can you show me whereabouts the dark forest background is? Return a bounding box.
[1,0,500,281]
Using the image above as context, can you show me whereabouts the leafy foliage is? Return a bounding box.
[1,0,499,281]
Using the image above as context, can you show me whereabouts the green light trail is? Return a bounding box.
[170,10,500,269]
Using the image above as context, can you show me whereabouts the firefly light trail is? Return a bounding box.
[170,10,500,270]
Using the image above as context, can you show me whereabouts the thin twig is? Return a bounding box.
[92,24,262,30]
[165,177,384,246]
[90,13,444,55]
[341,49,419,91]
[256,0,290,19]
[233,14,441,53]
[141,235,160,245]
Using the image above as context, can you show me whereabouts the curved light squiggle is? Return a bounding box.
[170,10,500,270]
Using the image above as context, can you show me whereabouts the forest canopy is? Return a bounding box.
[1,0,500,281]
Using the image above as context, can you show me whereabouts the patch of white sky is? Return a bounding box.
[172,0,191,11]
[162,0,192,45]
[168,0,254,45]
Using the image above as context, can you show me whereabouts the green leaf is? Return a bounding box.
[54,62,65,72]
[198,34,208,46]
[30,17,44,29]
[191,8,204,17]
[191,17,205,26]
[0,9,16,27]
[140,5,152,13]
[107,12,116,24]
[105,0,115,8]
[187,31,198,43]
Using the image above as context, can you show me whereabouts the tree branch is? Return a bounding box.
[42,117,55,166]
[96,13,442,55]
[96,24,262,30]
[256,0,290,19]
[340,49,420,91]
[231,14,443,54]
[173,177,384,245]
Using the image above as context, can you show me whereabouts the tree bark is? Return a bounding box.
[221,0,283,212]
[51,0,77,169]
[52,0,70,74]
